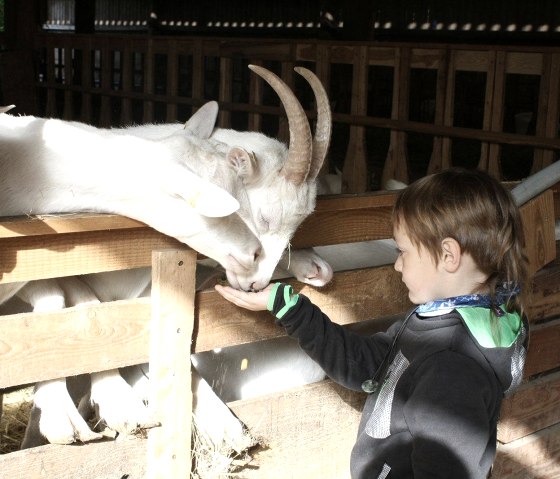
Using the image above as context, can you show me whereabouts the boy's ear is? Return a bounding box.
[440,237,462,273]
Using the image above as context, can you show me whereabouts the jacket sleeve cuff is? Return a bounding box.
[267,282,300,319]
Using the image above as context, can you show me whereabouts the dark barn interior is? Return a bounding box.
[1,1,560,478]
[2,1,560,190]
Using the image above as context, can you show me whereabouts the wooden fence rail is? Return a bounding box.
[0,189,558,477]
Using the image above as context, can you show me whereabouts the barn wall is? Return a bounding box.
[17,34,559,195]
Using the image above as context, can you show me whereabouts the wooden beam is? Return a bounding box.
[0,229,181,284]
[229,379,364,479]
[0,438,147,479]
[524,318,560,378]
[0,298,151,388]
[499,371,560,443]
[147,249,196,479]
[520,190,556,278]
[493,422,560,478]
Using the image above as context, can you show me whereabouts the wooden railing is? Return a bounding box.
[31,33,560,193]
[0,189,558,477]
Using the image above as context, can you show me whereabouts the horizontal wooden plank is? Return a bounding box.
[293,204,394,248]
[493,422,560,479]
[0,437,147,479]
[0,298,151,388]
[0,213,144,239]
[505,52,543,75]
[524,318,560,378]
[0,229,181,284]
[0,187,551,285]
[195,265,411,351]
[528,255,560,322]
[229,379,364,479]
[498,371,560,443]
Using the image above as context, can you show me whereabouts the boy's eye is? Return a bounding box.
[395,247,404,256]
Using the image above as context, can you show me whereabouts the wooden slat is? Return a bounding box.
[218,56,233,128]
[0,213,144,239]
[63,46,73,121]
[0,229,181,284]
[165,40,178,122]
[427,49,450,174]
[0,438,147,479]
[524,318,560,378]
[294,199,394,248]
[528,258,560,322]
[520,190,556,278]
[493,422,560,479]
[120,39,133,125]
[505,52,543,76]
[248,59,263,133]
[486,50,506,178]
[382,46,411,187]
[229,379,364,479]
[195,265,411,352]
[453,49,490,72]
[0,298,151,388]
[532,52,560,173]
[342,46,369,193]
[498,371,560,444]
[147,249,196,479]
[80,39,93,124]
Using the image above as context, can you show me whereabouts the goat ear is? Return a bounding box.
[226,147,258,182]
[177,171,240,217]
[184,101,219,139]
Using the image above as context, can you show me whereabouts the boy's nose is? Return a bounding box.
[394,256,402,272]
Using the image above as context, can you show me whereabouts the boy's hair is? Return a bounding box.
[392,168,528,314]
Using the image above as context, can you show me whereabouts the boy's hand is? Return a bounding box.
[214,283,274,311]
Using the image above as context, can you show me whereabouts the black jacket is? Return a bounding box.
[268,283,528,479]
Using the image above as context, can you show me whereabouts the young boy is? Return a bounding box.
[215,168,529,478]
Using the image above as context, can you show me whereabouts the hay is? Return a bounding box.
[191,413,258,479]
[0,386,33,454]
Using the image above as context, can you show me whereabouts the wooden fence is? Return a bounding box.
[26,34,560,193]
[0,187,557,478]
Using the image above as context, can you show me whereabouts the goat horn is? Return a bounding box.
[248,64,312,185]
[294,67,332,181]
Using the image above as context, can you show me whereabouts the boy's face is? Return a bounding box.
[393,223,447,304]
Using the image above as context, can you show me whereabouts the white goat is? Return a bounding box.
[117,65,334,290]
[0,65,334,447]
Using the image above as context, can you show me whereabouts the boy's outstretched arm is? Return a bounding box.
[214,284,274,311]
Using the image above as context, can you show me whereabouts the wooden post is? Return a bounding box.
[218,56,233,128]
[532,52,560,173]
[147,248,197,479]
[342,46,369,193]
[382,46,411,188]
[427,49,451,174]
[166,40,179,123]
